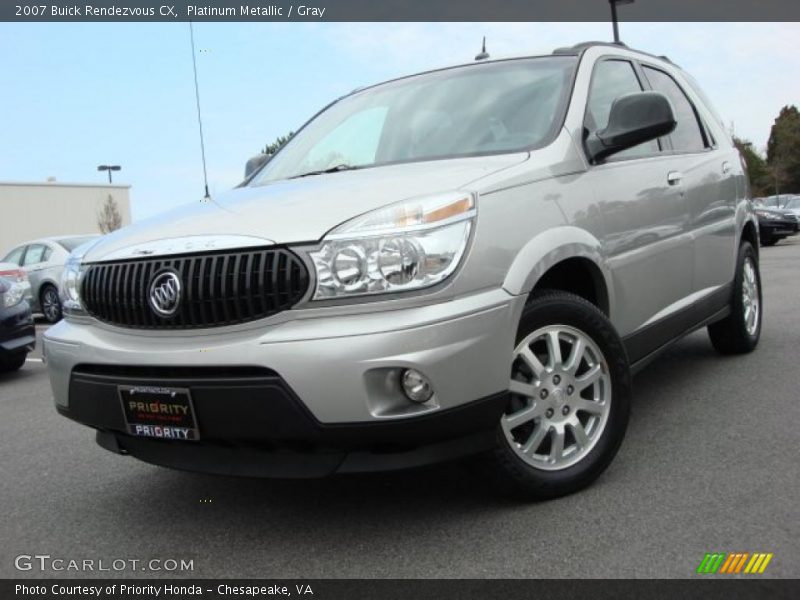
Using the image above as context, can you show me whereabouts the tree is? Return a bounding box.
[97,194,123,233]
[766,105,800,195]
[262,131,294,156]
[733,136,771,197]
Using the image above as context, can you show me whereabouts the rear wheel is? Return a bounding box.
[483,291,631,500]
[41,284,62,323]
[0,352,27,373]
[708,241,762,355]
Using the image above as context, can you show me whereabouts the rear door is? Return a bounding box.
[21,243,50,296]
[640,65,737,296]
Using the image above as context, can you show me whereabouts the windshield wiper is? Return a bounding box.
[289,163,361,179]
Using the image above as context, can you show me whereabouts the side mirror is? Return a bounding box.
[585,91,676,163]
[244,153,270,178]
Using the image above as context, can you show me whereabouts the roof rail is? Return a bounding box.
[552,41,677,67]
[552,41,627,55]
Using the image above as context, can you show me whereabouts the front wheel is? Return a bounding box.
[483,291,631,501]
[760,236,778,247]
[0,351,27,373]
[707,241,762,355]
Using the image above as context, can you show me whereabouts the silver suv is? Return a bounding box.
[46,42,761,499]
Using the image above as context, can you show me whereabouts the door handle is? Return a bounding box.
[722,161,731,174]
[667,171,683,185]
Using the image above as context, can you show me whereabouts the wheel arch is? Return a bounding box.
[38,279,60,298]
[502,226,613,316]
[740,218,759,259]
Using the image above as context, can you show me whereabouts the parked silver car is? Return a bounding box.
[2,235,99,322]
[46,42,761,499]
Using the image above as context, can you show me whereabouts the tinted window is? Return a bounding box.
[22,244,46,266]
[585,60,659,159]
[3,246,25,265]
[643,67,706,153]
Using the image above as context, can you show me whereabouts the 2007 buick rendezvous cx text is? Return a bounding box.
[46,42,762,500]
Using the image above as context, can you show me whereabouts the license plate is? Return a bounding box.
[118,385,200,441]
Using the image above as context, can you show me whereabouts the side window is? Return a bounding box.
[585,59,660,160]
[22,244,46,266]
[42,246,53,262]
[642,66,706,153]
[3,246,25,265]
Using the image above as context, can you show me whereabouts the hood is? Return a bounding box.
[85,154,527,262]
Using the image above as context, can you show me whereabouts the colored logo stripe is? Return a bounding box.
[697,552,773,574]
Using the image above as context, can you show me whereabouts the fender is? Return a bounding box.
[735,200,760,249]
[501,225,615,312]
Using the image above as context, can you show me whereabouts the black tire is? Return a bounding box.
[0,352,27,373]
[707,241,762,355]
[760,236,778,247]
[482,290,632,501]
[40,284,62,323]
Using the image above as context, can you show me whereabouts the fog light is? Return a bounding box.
[401,369,434,403]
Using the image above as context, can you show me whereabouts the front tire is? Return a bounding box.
[707,241,762,355]
[0,352,27,373]
[483,291,631,501]
[760,236,778,247]
[41,284,62,323]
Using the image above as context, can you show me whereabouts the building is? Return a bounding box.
[0,181,131,253]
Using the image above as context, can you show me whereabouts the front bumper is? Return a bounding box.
[758,220,799,237]
[46,288,522,475]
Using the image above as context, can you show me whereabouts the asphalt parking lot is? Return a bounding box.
[1,238,798,579]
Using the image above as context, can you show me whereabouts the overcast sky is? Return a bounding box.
[1,22,798,221]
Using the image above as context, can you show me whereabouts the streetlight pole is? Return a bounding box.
[609,0,635,44]
[97,164,121,184]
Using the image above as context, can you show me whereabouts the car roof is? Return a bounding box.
[551,41,677,66]
[350,41,679,97]
[11,234,99,247]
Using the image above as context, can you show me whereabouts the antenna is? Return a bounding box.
[475,36,489,61]
[609,0,635,44]
[189,21,211,199]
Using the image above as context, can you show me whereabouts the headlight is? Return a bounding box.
[59,239,100,316]
[309,192,475,299]
[755,210,776,220]
[60,256,87,315]
[2,281,24,308]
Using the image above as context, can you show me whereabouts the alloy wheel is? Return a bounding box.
[742,256,760,336]
[502,325,612,471]
[42,287,61,322]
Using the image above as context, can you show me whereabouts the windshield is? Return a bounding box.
[785,197,800,209]
[58,236,98,252]
[251,57,577,183]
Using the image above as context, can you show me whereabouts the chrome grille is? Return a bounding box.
[81,247,309,329]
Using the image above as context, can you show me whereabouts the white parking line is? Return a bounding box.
[25,358,43,363]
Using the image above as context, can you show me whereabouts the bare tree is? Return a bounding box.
[97,194,123,233]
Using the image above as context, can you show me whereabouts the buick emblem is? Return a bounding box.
[148,270,182,317]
